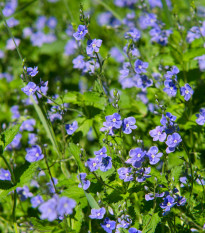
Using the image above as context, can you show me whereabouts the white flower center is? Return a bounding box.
[185,90,189,94]
[157,131,161,135]
[138,65,142,69]
[93,162,97,167]
[29,88,33,93]
[70,127,73,131]
[80,31,83,35]
[174,139,177,143]
[151,154,155,159]
[36,153,39,157]
[167,202,171,206]
[137,153,141,157]
[5,173,9,177]
[64,203,68,208]
[106,224,110,228]
[126,123,129,128]
[92,43,96,48]
[170,87,173,90]
[97,213,101,216]
[100,152,103,155]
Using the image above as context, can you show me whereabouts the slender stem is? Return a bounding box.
[0,7,23,63]
[93,172,116,190]
[182,141,193,196]
[37,91,84,116]
[0,154,18,233]
[44,150,58,193]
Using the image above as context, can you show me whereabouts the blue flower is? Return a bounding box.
[39,195,58,221]
[164,66,179,79]
[65,121,78,135]
[94,146,107,159]
[89,207,106,219]
[126,148,145,168]
[6,133,22,151]
[86,39,102,55]
[101,217,116,233]
[73,25,88,40]
[135,75,153,91]
[145,193,155,201]
[21,82,37,96]
[17,186,33,201]
[56,196,76,216]
[27,67,38,77]
[196,108,205,125]
[122,117,137,134]
[186,26,201,43]
[100,122,115,136]
[134,60,148,74]
[163,80,177,97]
[11,105,20,119]
[146,146,163,165]
[31,195,43,208]
[46,178,58,194]
[165,133,182,154]
[77,173,90,190]
[180,83,194,101]
[149,126,166,142]
[136,167,151,182]
[25,145,44,162]
[129,227,142,233]
[87,157,101,172]
[117,215,132,229]
[0,169,11,181]
[160,112,177,126]
[125,28,141,42]
[73,55,85,69]
[105,113,122,129]
[20,119,36,131]
[28,133,38,145]
[118,167,133,182]
[100,156,112,172]
[160,195,176,214]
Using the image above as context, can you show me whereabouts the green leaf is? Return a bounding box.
[82,92,107,110]
[149,168,168,187]
[183,48,205,62]
[171,165,183,184]
[73,205,83,233]
[0,180,14,190]
[56,92,81,105]
[62,186,85,202]
[0,124,21,151]
[30,217,56,232]
[68,143,85,172]
[143,213,161,233]
[84,191,100,209]
[32,100,61,157]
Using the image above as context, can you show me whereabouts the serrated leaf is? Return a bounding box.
[0,124,21,151]
[171,165,183,184]
[30,217,56,232]
[149,168,168,187]
[82,92,107,110]
[143,213,161,233]
[183,48,205,62]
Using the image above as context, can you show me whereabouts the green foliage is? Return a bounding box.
[0,124,21,151]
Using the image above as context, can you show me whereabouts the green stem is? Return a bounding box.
[182,141,193,196]
[44,150,58,193]
[0,154,18,232]
[0,7,23,62]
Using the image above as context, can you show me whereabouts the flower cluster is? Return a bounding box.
[86,147,112,172]
[100,113,137,136]
[38,194,76,221]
